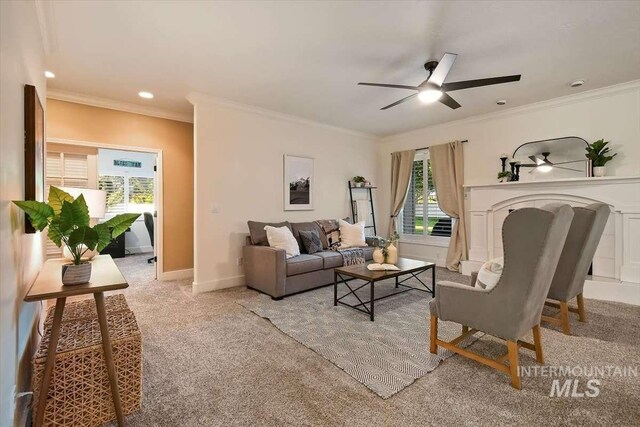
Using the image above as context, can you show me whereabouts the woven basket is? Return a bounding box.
[33,308,142,426]
[43,294,130,326]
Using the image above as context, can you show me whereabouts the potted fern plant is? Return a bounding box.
[14,186,139,285]
[585,139,617,177]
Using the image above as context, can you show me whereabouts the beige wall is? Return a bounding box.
[378,81,640,265]
[0,1,46,425]
[189,93,380,293]
[46,99,194,272]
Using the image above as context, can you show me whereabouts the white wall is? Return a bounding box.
[378,82,640,265]
[189,94,379,293]
[0,1,46,425]
[98,148,156,253]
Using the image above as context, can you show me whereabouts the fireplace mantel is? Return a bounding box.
[464,176,640,293]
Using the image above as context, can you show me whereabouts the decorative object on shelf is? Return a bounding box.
[364,180,372,187]
[13,186,139,285]
[24,85,45,233]
[585,139,616,177]
[512,136,590,181]
[372,247,385,263]
[499,153,509,175]
[352,176,366,187]
[284,155,314,210]
[497,171,513,183]
[60,187,108,261]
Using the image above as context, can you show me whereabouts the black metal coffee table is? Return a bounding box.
[333,257,436,321]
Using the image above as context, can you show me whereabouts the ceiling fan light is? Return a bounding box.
[538,164,553,173]
[418,89,442,103]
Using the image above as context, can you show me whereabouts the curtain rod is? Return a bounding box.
[391,140,469,154]
[415,140,468,152]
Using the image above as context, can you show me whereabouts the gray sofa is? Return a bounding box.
[243,220,376,299]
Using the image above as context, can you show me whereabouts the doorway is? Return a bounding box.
[45,139,164,279]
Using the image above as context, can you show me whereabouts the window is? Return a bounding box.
[400,151,452,240]
[99,175,126,214]
[99,174,154,216]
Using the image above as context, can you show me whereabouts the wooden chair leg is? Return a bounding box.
[507,341,521,390]
[560,301,571,335]
[430,314,438,354]
[576,293,587,322]
[532,325,544,364]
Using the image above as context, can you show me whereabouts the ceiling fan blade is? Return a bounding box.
[380,93,417,110]
[438,92,461,109]
[553,159,588,165]
[358,82,419,91]
[428,53,457,87]
[441,75,521,92]
[528,155,544,165]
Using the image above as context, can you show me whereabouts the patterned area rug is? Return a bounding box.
[238,268,479,398]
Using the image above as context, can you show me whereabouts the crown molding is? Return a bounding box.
[48,89,193,123]
[187,91,378,141]
[383,80,640,143]
[35,0,57,55]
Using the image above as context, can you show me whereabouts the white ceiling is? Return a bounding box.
[44,1,640,136]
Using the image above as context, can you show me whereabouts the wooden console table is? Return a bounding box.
[25,255,128,427]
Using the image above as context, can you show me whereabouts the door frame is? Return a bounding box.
[47,137,164,278]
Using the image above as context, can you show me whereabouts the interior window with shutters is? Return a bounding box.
[99,176,126,214]
[128,177,154,213]
[400,151,452,240]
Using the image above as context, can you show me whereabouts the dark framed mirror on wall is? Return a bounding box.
[511,136,590,182]
[24,84,45,233]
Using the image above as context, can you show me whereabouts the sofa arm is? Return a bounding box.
[243,245,286,298]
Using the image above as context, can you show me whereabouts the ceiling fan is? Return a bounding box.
[358,53,521,110]
[520,152,584,174]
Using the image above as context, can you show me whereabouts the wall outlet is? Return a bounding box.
[237,257,243,266]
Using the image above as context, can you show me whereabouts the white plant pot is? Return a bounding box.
[61,262,92,286]
[593,166,606,177]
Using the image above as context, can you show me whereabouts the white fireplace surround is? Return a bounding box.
[463,176,640,304]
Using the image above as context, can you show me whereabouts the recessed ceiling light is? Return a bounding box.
[569,79,585,88]
[44,70,55,78]
[417,89,442,104]
[138,91,154,99]
[496,99,507,106]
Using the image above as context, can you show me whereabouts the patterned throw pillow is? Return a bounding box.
[299,230,322,254]
[474,257,504,290]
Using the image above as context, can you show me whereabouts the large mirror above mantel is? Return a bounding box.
[510,136,590,182]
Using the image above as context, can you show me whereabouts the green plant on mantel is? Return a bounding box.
[13,186,139,265]
[497,171,513,181]
[585,139,617,167]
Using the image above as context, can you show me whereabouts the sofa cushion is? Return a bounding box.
[248,221,291,246]
[264,225,300,259]
[299,230,323,254]
[290,222,324,252]
[314,251,343,269]
[286,254,323,276]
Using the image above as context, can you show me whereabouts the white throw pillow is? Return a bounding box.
[338,219,366,247]
[474,257,504,290]
[264,225,300,258]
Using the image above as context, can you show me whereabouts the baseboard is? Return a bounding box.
[192,275,245,294]
[583,278,640,306]
[159,268,193,281]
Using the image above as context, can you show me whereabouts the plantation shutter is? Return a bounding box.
[99,176,126,214]
[402,158,424,235]
[62,154,89,188]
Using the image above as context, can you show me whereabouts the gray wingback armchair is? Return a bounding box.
[542,203,610,334]
[430,204,574,389]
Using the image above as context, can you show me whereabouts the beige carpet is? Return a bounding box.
[109,255,639,426]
